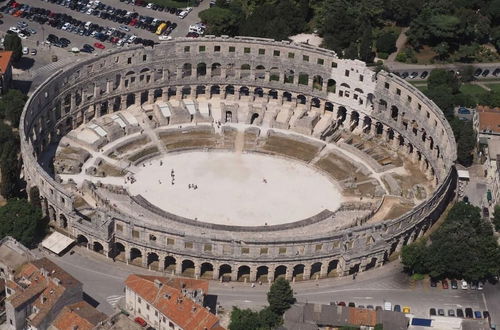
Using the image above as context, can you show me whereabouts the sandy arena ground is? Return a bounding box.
[127,151,343,226]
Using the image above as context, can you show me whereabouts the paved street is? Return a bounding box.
[37,246,498,326]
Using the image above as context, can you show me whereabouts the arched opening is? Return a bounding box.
[313,75,323,90]
[239,86,249,96]
[237,265,250,282]
[292,264,305,280]
[126,93,135,107]
[219,264,232,281]
[77,235,89,246]
[327,79,336,93]
[168,87,177,98]
[274,265,287,280]
[255,65,265,79]
[337,107,347,125]
[269,89,278,99]
[226,63,236,77]
[197,62,207,77]
[297,94,306,105]
[379,99,388,111]
[196,85,206,96]
[211,63,221,77]
[200,262,214,279]
[327,260,338,277]
[130,248,142,265]
[250,113,259,125]
[181,86,191,97]
[225,111,232,123]
[349,263,360,275]
[365,257,378,271]
[113,242,125,261]
[256,266,269,283]
[181,259,195,277]
[363,116,372,133]
[154,88,162,101]
[140,91,148,105]
[240,64,251,79]
[375,122,384,135]
[147,252,159,270]
[298,73,309,85]
[210,85,220,95]
[283,92,292,102]
[254,87,263,97]
[59,214,68,228]
[93,241,104,254]
[325,102,333,112]
[311,98,320,108]
[225,85,235,95]
[391,106,399,120]
[182,63,192,77]
[165,256,176,273]
[310,262,322,279]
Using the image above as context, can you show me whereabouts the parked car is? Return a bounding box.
[474,311,482,319]
[483,311,490,319]
[441,280,449,289]
[474,68,482,76]
[30,48,37,55]
[134,316,147,327]
[430,308,436,316]
[22,46,28,54]
[384,302,392,311]
[94,42,105,49]
[420,71,428,79]
[430,279,437,287]
[461,280,468,289]
[493,68,500,76]
[457,309,464,318]
[337,301,346,306]
[366,305,374,310]
[348,302,355,307]
[482,69,490,77]
[438,309,445,316]
[465,308,473,318]
[470,282,477,290]
[477,281,484,290]
[394,305,401,312]
[409,72,418,79]
[448,309,455,317]
[402,306,410,313]
[401,72,409,79]
[450,279,458,289]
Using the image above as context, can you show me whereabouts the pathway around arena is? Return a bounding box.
[34,246,497,325]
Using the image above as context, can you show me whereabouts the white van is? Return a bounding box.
[461,280,468,289]
[384,302,392,311]
[85,21,92,29]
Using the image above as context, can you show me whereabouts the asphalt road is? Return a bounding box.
[36,246,498,327]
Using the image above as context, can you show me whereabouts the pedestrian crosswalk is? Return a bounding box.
[106,295,124,307]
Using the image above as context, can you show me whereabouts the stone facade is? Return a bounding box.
[20,37,457,282]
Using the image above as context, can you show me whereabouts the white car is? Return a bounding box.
[128,35,137,43]
[461,280,468,290]
[158,35,172,41]
[384,302,392,311]
[146,3,153,8]
[22,47,29,55]
[185,7,193,12]
[18,33,27,40]
[62,22,71,30]
[178,10,188,19]
[9,26,21,34]
[86,8,93,15]
[119,25,130,32]
[477,282,484,290]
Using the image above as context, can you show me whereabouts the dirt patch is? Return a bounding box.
[392,162,432,200]
[74,196,91,209]
[261,135,321,162]
[113,137,151,156]
[128,146,159,162]
[159,128,217,150]
[368,196,415,223]
[96,161,125,177]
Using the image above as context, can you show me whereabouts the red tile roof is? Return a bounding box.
[0,51,12,74]
[6,258,82,327]
[52,301,107,330]
[125,274,222,330]
[477,106,500,134]
[348,307,377,326]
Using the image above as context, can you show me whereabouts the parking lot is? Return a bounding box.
[392,65,500,81]
[0,0,210,73]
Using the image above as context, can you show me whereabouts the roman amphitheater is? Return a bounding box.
[21,37,457,282]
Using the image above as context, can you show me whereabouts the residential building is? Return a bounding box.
[282,303,408,329]
[0,236,35,281]
[4,258,83,330]
[49,301,107,330]
[0,50,12,94]
[473,105,500,141]
[124,274,223,330]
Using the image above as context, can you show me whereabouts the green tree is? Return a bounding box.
[0,198,44,247]
[460,66,475,83]
[229,307,267,330]
[267,278,295,315]
[401,239,428,274]
[0,89,28,127]
[359,25,374,63]
[433,42,450,60]
[3,33,22,62]
[375,31,397,54]
[427,69,461,95]
[344,42,359,59]
[0,121,21,199]
[449,117,476,166]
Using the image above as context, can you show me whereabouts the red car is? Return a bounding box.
[94,42,105,49]
[442,279,449,289]
[134,317,147,327]
[129,18,138,26]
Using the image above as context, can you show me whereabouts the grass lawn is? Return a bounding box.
[487,83,500,93]
[460,84,489,98]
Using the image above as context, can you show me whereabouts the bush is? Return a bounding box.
[376,31,397,54]
[395,52,407,62]
[377,52,389,59]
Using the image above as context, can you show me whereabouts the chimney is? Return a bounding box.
[40,268,48,277]
[40,295,47,304]
[52,277,61,286]
[154,279,163,289]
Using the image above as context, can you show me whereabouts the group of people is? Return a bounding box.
[188,184,198,190]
